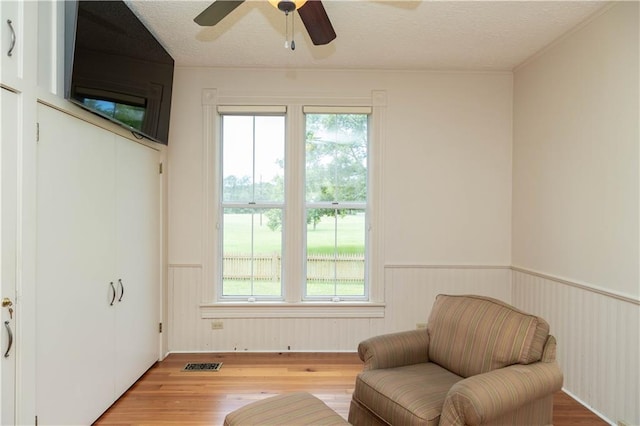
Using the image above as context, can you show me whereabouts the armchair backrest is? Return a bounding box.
[427,294,550,378]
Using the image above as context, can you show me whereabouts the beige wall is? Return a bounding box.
[513,2,639,299]
[383,73,513,265]
[512,3,639,425]
[167,68,513,266]
[165,68,514,353]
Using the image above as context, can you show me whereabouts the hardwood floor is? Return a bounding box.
[95,353,608,425]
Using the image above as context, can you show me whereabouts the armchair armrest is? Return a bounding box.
[440,361,563,426]
[357,329,429,370]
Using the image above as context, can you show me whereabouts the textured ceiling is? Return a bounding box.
[126,0,608,71]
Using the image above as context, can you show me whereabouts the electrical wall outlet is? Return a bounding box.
[211,320,224,330]
[416,323,428,329]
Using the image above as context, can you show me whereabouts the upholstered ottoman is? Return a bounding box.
[224,392,349,425]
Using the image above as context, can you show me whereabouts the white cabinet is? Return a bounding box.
[2,3,38,424]
[36,104,160,425]
[114,134,161,396]
[0,1,36,90]
[36,105,117,425]
[1,87,18,426]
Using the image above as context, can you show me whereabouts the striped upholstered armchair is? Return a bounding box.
[348,294,563,426]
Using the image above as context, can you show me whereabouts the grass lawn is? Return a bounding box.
[223,212,365,254]
[222,213,365,297]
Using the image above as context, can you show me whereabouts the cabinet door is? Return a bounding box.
[114,137,160,396]
[0,1,35,90]
[36,105,117,425]
[1,87,18,426]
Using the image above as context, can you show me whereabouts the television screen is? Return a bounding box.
[65,0,174,145]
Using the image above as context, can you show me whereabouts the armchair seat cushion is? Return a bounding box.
[353,363,463,425]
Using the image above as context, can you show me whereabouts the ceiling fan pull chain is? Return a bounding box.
[291,11,296,50]
[284,11,289,49]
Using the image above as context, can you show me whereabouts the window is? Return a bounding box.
[220,114,285,299]
[304,113,368,300]
[217,106,371,303]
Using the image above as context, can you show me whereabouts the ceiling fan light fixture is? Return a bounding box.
[268,0,307,13]
[194,0,335,47]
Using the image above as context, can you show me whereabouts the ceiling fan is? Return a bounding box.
[194,0,337,47]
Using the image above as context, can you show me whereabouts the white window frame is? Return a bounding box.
[302,106,371,302]
[200,89,387,318]
[218,110,287,301]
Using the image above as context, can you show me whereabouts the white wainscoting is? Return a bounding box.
[512,269,640,425]
[168,265,205,351]
[166,264,638,423]
[383,265,512,332]
[168,264,512,353]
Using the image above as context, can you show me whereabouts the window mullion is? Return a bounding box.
[284,105,304,302]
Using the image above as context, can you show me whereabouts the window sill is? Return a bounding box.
[200,302,385,319]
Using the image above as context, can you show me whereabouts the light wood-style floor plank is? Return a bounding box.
[95,353,607,425]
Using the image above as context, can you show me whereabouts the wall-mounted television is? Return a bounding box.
[65,0,174,145]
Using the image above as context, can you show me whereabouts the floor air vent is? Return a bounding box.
[183,362,223,371]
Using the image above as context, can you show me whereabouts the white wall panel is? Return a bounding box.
[168,265,511,353]
[168,265,204,351]
[384,266,512,333]
[513,270,640,425]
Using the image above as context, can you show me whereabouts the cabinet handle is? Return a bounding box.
[4,321,13,358]
[118,279,124,302]
[7,19,15,57]
[109,281,116,306]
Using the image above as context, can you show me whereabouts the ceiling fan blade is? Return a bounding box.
[298,0,336,46]
[194,0,245,26]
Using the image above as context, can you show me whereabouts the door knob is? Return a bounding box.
[1,298,13,308]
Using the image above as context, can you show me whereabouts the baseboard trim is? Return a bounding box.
[561,387,614,425]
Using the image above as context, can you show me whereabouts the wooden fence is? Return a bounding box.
[223,252,365,282]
